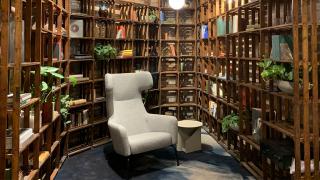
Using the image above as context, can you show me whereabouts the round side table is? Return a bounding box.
[177,120,203,153]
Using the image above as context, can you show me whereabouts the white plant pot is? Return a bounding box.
[277,80,294,95]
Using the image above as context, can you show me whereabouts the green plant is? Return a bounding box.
[222,113,239,133]
[94,44,117,61]
[257,59,293,82]
[149,10,157,23]
[37,66,77,102]
[60,95,72,125]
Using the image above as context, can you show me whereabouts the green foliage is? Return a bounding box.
[94,44,117,61]
[39,66,77,102]
[149,10,157,23]
[258,59,293,82]
[60,95,72,125]
[222,113,239,133]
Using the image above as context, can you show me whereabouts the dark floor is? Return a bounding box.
[56,132,255,180]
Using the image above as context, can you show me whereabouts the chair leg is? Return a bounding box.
[126,156,130,180]
[171,145,180,166]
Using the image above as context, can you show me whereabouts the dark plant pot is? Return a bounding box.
[42,103,53,122]
[277,80,304,95]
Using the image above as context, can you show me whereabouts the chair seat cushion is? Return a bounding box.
[128,132,172,155]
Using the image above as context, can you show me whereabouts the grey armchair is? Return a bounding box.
[105,72,179,177]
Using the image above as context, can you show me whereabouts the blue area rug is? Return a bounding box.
[56,132,255,180]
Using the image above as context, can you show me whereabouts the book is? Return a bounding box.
[82,109,89,125]
[217,17,226,36]
[70,19,84,38]
[168,43,176,56]
[6,128,33,150]
[116,26,126,39]
[201,25,208,39]
[270,35,293,61]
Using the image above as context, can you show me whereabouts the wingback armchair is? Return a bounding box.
[105,72,179,176]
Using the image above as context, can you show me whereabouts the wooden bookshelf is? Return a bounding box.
[0,0,71,179]
[68,0,161,155]
[197,0,320,179]
[159,0,198,120]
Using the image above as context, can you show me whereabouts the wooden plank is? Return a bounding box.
[0,0,10,179]
[12,0,23,178]
[311,0,319,179]
[292,0,301,178]
[301,0,311,178]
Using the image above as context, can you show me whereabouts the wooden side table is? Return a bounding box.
[177,120,203,153]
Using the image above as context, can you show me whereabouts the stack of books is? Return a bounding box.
[118,50,133,58]
[7,93,32,107]
[6,128,33,150]
[69,74,90,82]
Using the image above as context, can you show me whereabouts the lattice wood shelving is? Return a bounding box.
[197,0,320,179]
[68,0,161,155]
[1,0,71,179]
[159,0,197,120]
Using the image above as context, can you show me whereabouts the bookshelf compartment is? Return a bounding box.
[161,90,178,104]
[180,90,196,103]
[161,26,177,40]
[180,73,195,88]
[161,42,177,57]
[68,128,91,151]
[180,106,197,120]
[161,106,178,117]
[148,58,159,73]
[160,10,177,24]
[161,74,178,88]
[179,26,195,40]
[179,10,195,25]
[180,57,195,72]
[92,122,109,142]
[161,58,178,72]
[179,42,195,56]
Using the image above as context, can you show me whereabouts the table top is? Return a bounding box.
[178,120,203,128]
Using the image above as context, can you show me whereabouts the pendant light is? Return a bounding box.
[169,0,185,10]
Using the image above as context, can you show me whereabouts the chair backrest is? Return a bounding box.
[105,72,153,135]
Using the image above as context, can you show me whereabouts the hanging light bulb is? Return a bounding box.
[169,0,185,10]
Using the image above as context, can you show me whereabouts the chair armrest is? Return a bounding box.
[145,114,178,144]
[108,120,131,156]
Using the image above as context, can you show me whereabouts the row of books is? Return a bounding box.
[70,109,89,128]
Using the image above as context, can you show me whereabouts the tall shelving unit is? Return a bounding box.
[2,0,71,179]
[197,0,320,179]
[159,0,198,120]
[68,0,161,155]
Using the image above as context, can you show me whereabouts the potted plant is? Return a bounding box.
[257,58,307,94]
[94,44,117,61]
[149,10,158,23]
[60,95,72,128]
[222,113,239,133]
[37,66,77,120]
